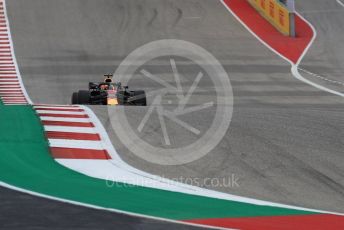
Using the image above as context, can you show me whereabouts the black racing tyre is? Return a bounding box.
[77,90,90,104]
[71,92,78,104]
[131,90,146,106]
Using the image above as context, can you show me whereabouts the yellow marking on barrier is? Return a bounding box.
[248,0,292,36]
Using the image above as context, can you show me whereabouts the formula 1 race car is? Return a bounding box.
[71,74,147,106]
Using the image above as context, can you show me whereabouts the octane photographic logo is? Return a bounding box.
[108,39,233,165]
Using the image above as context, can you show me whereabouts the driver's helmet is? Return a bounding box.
[104,74,113,83]
[104,77,112,83]
[100,84,109,90]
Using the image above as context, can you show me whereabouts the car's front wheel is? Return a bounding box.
[71,92,78,104]
[77,90,90,104]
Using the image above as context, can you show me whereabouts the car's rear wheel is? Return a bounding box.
[77,90,90,104]
[131,90,146,106]
[71,92,78,104]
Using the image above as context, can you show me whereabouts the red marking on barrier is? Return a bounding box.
[34,104,78,107]
[185,214,344,230]
[0,79,18,82]
[3,94,26,96]
[38,113,89,118]
[0,91,24,95]
[0,94,24,96]
[0,84,20,87]
[2,97,26,102]
[0,87,20,89]
[1,96,24,99]
[51,147,111,159]
[2,99,26,101]
[3,102,27,104]
[42,120,95,128]
[36,107,84,112]
[223,0,313,64]
[0,88,21,90]
[0,69,15,72]
[47,131,100,141]
[0,94,24,97]
[0,76,17,78]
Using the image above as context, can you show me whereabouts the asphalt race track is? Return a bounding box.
[3,0,344,228]
[0,186,204,230]
[297,0,344,93]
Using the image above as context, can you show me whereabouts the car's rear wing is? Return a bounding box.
[88,81,121,90]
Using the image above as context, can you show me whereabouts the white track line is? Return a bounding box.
[44,125,97,134]
[39,116,90,122]
[35,110,86,115]
[0,78,17,80]
[293,11,344,97]
[298,67,344,86]
[49,139,104,150]
[337,0,344,7]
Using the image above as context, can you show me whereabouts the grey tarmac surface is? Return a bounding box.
[297,0,344,93]
[0,186,205,230]
[5,0,344,224]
